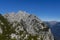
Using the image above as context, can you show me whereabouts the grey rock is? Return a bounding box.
[3,11,54,40]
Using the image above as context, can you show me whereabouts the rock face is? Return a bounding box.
[0,11,54,40]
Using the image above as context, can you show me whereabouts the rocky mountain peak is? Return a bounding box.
[0,11,54,40]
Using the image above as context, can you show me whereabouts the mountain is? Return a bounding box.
[0,11,54,40]
[45,21,60,40]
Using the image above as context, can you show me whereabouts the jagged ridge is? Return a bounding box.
[0,11,54,40]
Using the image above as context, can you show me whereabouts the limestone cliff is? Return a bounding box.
[0,11,54,40]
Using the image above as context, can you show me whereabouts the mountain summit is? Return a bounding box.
[0,11,54,40]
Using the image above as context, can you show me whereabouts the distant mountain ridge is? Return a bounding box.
[0,11,54,40]
[45,21,60,40]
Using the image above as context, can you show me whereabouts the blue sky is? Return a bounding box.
[0,0,60,21]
